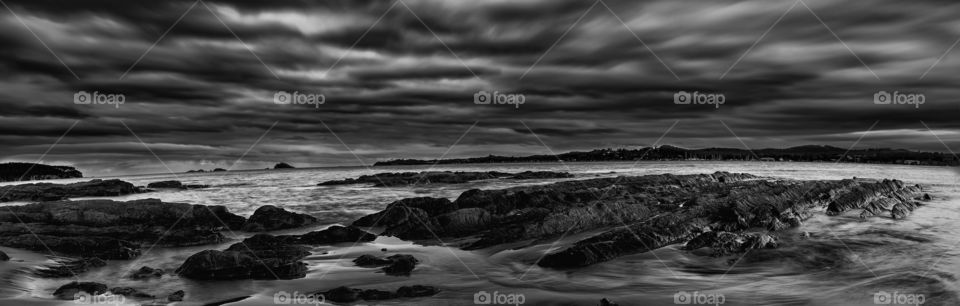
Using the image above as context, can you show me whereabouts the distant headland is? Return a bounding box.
[373,145,959,167]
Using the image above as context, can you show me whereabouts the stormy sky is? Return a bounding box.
[0,0,958,176]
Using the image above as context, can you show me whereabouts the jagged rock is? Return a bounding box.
[168,290,185,302]
[53,281,107,300]
[281,225,376,245]
[110,287,155,298]
[318,285,439,303]
[352,172,928,269]
[35,257,107,278]
[176,234,310,280]
[352,254,419,276]
[683,231,778,257]
[319,171,573,187]
[0,179,138,202]
[242,205,317,232]
[0,250,8,261]
[129,266,164,279]
[0,199,246,259]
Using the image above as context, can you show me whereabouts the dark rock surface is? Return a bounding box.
[53,281,107,300]
[0,250,8,261]
[279,225,376,245]
[109,287,155,298]
[352,254,419,276]
[146,180,209,189]
[168,290,185,301]
[351,172,930,269]
[176,234,310,280]
[318,285,439,303]
[129,266,164,279]
[0,162,83,182]
[0,179,139,202]
[318,171,573,187]
[0,199,246,259]
[241,205,317,232]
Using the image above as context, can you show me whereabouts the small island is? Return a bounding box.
[274,162,295,169]
[0,163,83,182]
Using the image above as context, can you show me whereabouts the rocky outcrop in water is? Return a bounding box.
[0,198,245,259]
[317,285,439,303]
[128,266,164,279]
[353,254,419,276]
[176,234,311,280]
[274,163,295,169]
[35,257,107,278]
[0,163,83,182]
[242,205,317,232]
[0,179,140,202]
[53,281,107,300]
[318,171,573,187]
[146,180,209,189]
[352,172,931,269]
[177,226,377,280]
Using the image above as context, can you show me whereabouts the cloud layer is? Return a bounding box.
[0,0,958,175]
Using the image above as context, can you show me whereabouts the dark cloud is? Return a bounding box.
[0,0,958,176]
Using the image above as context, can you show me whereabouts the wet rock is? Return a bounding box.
[352,254,419,276]
[242,205,317,232]
[281,225,376,245]
[53,281,107,300]
[35,257,106,278]
[0,199,246,259]
[110,287,155,298]
[352,172,928,268]
[168,290,185,302]
[176,234,310,280]
[0,179,139,202]
[683,231,778,257]
[0,250,8,261]
[129,266,164,279]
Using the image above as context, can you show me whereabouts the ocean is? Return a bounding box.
[0,161,956,305]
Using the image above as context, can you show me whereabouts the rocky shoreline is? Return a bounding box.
[0,171,934,304]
